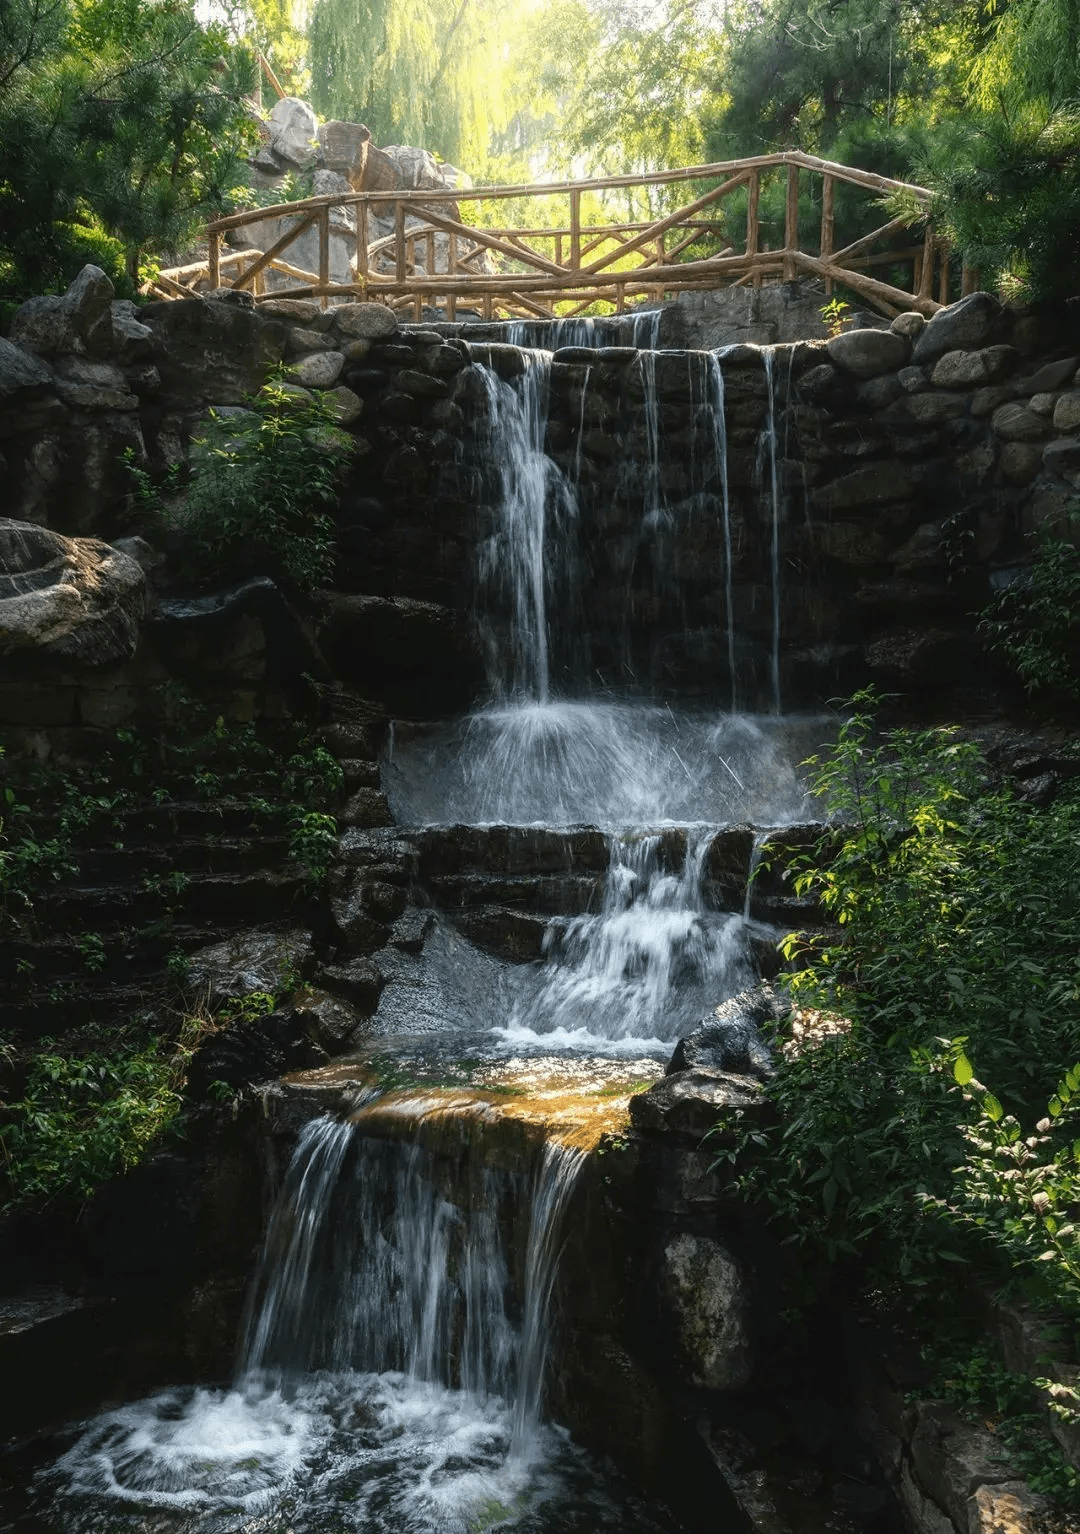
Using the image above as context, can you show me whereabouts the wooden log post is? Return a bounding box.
[961,261,980,297]
[356,199,369,291]
[938,240,951,305]
[746,169,760,287]
[318,204,330,309]
[570,188,581,270]
[784,162,799,280]
[395,201,406,282]
[918,223,935,302]
[208,229,220,290]
[426,228,435,274]
[820,173,835,296]
[448,230,457,320]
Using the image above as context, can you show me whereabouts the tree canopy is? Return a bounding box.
[0,0,256,296]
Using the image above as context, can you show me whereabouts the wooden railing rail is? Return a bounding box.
[149,151,962,321]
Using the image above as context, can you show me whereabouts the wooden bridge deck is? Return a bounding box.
[151,151,972,322]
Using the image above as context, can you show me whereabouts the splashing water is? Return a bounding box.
[36,1120,648,1534]
[499,830,752,1055]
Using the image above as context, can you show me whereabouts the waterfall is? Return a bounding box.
[759,349,783,713]
[512,1139,587,1456]
[703,350,736,709]
[502,828,752,1051]
[475,355,578,702]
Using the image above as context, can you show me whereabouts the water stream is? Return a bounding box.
[28,324,827,1533]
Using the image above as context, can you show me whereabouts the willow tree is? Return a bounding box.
[306,0,516,167]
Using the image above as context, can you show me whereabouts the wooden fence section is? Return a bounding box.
[151,151,969,321]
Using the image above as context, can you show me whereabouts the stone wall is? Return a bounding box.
[5,270,1080,733]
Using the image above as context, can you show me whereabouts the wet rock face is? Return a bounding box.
[658,1231,754,1390]
[667,982,779,1080]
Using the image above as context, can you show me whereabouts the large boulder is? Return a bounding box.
[8,265,115,360]
[0,519,146,666]
[826,328,909,378]
[185,927,314,1009]
[137,296,285,407]
[317,119,372,186]
[667,983,779,1080]
[912,292,1005,365]
[267,96,319,170]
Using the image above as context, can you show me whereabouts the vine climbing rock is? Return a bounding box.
[0,519,146,667]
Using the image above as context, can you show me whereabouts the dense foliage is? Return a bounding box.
[724,692,1080,1323]
[132,374,351,589]
[0,0,258,297]
[0,711,343,1213]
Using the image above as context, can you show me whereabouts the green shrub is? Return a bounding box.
[979,516,1080,698]
[158,375,351,589]
[723,691,1080,1303]
[0,1042,186,1211]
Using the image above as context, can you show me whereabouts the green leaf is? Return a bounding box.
[982,1094,1003,1123]
[1049,1096,1064,1118]
[954,1055,974,1087]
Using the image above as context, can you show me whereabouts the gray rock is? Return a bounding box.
[629,1068,765,1140]
[910,1402,1016,1532]
[139,296,286,406]
[0,337,54,404]
[826,328,909,378]
[332,303,398,340]
[293,990,363,1052]
[257,297,334,330]
[286,326,336,355]
[668,983,779,1079]
[912,292,1004,364]
[967,1480,1047,1534]
[1043,436,1080,483]
[1001,442,1044,485]
[815,459,918,510]
[815,520,895,567]
[991,402,1049,442]
[186,927,313,1007]
[9,264,114,359]
[898,365,929,393]
[0,519,146,665]
[1052,391,1080,432]
[326,385,363,424]
[110,300,154,363]
[288,349,344,388]
[1029,391,1058,416]
[892,520,946,571]
[884,391,969,425]
[1014,356,1080,393]
[930,345,1018,389]
[51,357,138,412]
[659,1232,753,1390]
[268,95,318,169]
[891,311,925,338]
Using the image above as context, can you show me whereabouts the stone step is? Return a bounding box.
[71,835,292,881]
[39,870,314,932]
[13,798,294,843]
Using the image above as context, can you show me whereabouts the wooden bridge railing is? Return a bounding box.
[150,151,968,321]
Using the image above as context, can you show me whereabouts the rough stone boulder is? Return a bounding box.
[0,519,146,666]
[912,292,1005,364]
[317,119,372,186]
[658,1232,754,1390]
[667,983,779,1080]
[185,927,314,1009]
[8,265,115,359]
[826,328,909,378]
[629,1067,766,1140]
[317,593,484,709]
[137,296,286,407]
[267,95,319,170]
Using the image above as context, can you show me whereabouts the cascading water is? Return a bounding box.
[476,354,578,701]
[39,1119,673,1533]
[759,349,783,714]
[703,351,737,709]
[501,830,752,1054]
